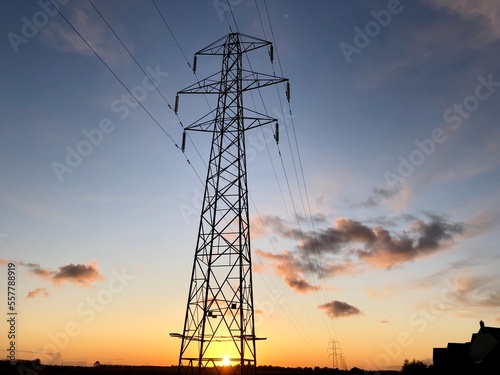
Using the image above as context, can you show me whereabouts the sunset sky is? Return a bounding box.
[1,0,500,371]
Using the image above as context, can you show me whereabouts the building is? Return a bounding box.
[433,321,500,374]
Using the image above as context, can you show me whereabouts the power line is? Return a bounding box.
[259,0,339,345]
[84,0,204,184]
[47,0,178,146]
[151,0,192,69]
[225,0,240,33]
[88,0,177,118]
[254,0,268,40]
[150,0,213,165]
[224,0,336,355]
[223,1,330,350]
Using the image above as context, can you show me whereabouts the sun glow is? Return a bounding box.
[220,357,231,367]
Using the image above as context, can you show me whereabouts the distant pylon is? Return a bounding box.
[328,340,339,369]
[328,340,347,371]
[171,33,289,375]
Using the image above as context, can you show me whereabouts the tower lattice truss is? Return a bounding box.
[171,33,289,375]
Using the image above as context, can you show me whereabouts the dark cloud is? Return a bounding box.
[286,277,320,293]
[318,300,363,318]
[296,213,328,225]
[251,215,298,241]
[356,213,464,268]
[256,213,465,291]
[359,185,403,207]
[19,261,104,287]
[27,288,49,299]
[53,263,103,285]
[365,214,418,227]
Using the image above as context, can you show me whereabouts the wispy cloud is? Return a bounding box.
[431,271,500,312]
[318,300,363,319]
[428,0,500,42]
[365,284,400,299]
[27,287,50,299]
[39,4,132,70]
[20,261,105,287]
[463,208,500,238]
[6,196,68,223]
[354,1,500,90]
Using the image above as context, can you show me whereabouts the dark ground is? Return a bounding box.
[7,359,492,375]
[0,361,398,375]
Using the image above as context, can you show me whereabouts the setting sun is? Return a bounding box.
[220,357,231,367]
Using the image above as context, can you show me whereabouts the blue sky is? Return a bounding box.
[1,0,500,371]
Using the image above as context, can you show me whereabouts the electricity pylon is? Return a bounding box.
[171,33,289,375]
[328,340,347,371]
[328,340,339,370]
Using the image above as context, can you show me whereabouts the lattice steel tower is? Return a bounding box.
[171,33,289,375]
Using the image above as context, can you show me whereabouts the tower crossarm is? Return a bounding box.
[177,71,287,95]
[241,70,288,92]
[194,32,271,56]
[184,107,278,133]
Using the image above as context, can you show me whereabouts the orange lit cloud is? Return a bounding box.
[20,261,105,287]
[255,249,319,293]
[27,287,50,299]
